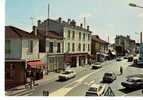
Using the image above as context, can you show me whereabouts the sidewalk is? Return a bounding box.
[5,66,88,96]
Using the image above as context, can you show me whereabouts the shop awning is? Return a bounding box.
[27,60,44,69]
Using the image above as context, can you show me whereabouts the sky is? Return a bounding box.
[5,0,143,43]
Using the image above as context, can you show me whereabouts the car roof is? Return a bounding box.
[128,77,142,80]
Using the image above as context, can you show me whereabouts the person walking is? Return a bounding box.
[120,66,123,75]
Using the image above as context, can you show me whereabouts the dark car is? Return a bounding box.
[128,55,133,62]
[116,57,121,61]
[121,77,143,89]
[103,72,116,83]
[92,63,102,69]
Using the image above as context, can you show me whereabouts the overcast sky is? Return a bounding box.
[6,0,143,43]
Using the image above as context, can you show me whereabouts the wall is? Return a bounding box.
[5,39,21,59]
[46,38,63,54]
[63,27,91,54]
[21,39,39,60]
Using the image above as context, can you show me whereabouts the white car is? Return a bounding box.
[58,70,76,80]
[86,83,106,96]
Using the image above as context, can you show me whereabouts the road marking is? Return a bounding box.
[49,72,95,96]
[88,80,95,86]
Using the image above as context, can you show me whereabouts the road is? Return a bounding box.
[30,58,143,96]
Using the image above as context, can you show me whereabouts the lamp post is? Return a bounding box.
[129,3,143,44]
[129,3,143,8]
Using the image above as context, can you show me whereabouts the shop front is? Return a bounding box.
[27,60,44,80]
[64,53,89,68]
[5,60,26,90]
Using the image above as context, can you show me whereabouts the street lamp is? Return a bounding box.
[129,3,143,8]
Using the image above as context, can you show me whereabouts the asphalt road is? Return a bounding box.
[30,58,143,96]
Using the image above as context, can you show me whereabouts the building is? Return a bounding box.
[5,26,43,89]
[115,35,136,56]
[32,26,64,72]
[91,35,109,62]
[37,17,92,68]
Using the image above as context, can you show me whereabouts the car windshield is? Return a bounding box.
[105,73,112,76]
[88,87,97,92]
[62,72,71,74]
[127,77,142,82]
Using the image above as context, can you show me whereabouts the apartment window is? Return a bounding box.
[78,43,81,51]
[68,30,70,39]
[79,32,81,40]
[83,44,85,51]
[68,43,70,52]
[72,31,75,39]
[57,43,61,53]
[49,42,53,53]
[5,40,11,54]
[88,44,90,51]
[28,40,33,53]
[72,43,75,52]
[88,34,90,41]
[83,33,85,41]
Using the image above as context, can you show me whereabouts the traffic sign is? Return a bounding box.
[104,86,115,96]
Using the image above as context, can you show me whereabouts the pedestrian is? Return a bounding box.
[120,66,123,75]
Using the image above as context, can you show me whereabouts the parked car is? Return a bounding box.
[128,55,133,62]
[58,70,76,81]
[92,63,102,69]
[85,83,106,96]
[124,56,128,59]
[103,72,117,83]
[116,57,122,61]
[121,76,143,89]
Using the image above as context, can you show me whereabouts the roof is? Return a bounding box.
[5,26,38,39]
[32,30,63,40]
[92,35,109,44]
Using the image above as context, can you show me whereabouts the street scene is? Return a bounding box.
[5,0,143,96]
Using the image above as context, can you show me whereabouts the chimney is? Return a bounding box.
[87,25,89,31]
[58,17,62,23]
[80,23,83,28]
[67,19,71,24]
[37,20,41,26]
[70,20,76,26]
[33,26,37,36]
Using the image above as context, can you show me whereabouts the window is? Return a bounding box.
[72,43,75,52]
[72,31,75,39]
[49,42,53,53]
[28,40,33,53]
[88,44,90,51]
[68,43,70,52]
[68,30,70,39]
[83,44,85,51]
[57,43,61,53]
[79,32,81,40]
[88,34,90,41]
[5,40,11,54]
[83,33,85,41]
[78,43,81,51]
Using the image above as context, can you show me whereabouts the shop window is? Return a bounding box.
[6,64,16,80]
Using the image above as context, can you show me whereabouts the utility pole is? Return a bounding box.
[30,17,35,26]
[84,17,86,28]
[140,32,142,44]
